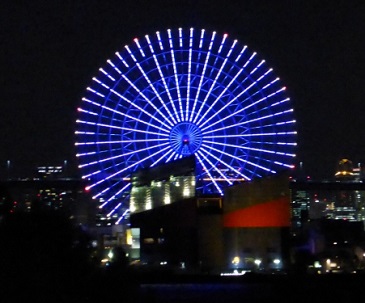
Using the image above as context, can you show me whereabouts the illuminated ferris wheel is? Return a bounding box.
[75,28,297,221]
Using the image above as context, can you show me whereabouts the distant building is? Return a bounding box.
[0,178,95,227]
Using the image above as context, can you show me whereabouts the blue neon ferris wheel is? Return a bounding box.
[75,28,297,220]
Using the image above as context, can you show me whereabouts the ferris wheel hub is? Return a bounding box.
[169,122,202,155]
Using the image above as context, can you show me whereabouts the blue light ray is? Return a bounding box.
[165,151,177,163]
[125,43,176,127]
[239,131,297,137]
[179,28,183,47]
[76,151,96,157]
[235,45,247,62]
[76,119,169,137]
[198,62,272,130]
[79,141,170,169]
[75,131,96,135]
[107,59,122,74]
[76,138,169,146]
[193,37,236,125]
[99,68,116,82]
[189,30,216,122]
[85,144,171,190]
[197,150,233,185]
[202,108,294,135]
[107,202,122,217]
[92,77,112,90]
[145,34,179,124]
[116,209,130,224]
[82,95,171,132]
[195,153,223,195]
[202,143,276,174]
[199,29,205,48]
[150,148,175,167]
[204,130,297,139]
[168,29,184,121]
[203,139,295,157]
[185,28,194,121]
[274,161,295,169]
[119,73,175,127]
[115,52,129,67]
[86,87,105,98]
[102,183,131,208]
[156,31,164,50]
[199,146,251,180]
[133,38,146,57]
[200,85,286,132]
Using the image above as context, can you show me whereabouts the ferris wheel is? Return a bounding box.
[75,28,297,221]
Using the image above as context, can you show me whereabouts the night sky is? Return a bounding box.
[1,0,365,179]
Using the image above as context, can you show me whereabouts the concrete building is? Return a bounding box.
[129,156,292,273]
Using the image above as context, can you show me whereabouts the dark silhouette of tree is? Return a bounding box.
[0,208,98,301]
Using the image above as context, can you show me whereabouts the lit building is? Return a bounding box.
[130,155,196,214]
[129,156,292,273]
[335,159,355,180]
[0,177,95,227]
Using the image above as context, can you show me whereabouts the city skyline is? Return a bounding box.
[1,1,365,180]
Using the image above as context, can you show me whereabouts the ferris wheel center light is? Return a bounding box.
[182,136,190,145]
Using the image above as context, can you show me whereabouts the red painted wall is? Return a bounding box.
[223,196,290,227]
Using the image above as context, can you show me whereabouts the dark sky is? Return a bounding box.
[1,0,365,179]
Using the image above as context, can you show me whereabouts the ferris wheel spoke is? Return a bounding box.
[85,144,172,190]
[101,183,131,208]
[202,143,275,174]
[118,73,177,128]
[197,150,233,185]
[145,34,180,123]
[76,119,169,137]
[164,152,175,163]
[107,58,176,127]
[108,55,174,125]
[82,95,171,132]
[201,147,251,181]
[167,29,184,121]
[150,148,175,167]
[239,131,297,138]
[199,146,251,180]
[203,139,295,157]
[202,104,293,135]
[107,202,123,217]
[189,30,216,122]
[185,28,194,121]
[125,42,176,127]
[198,65,273,129]
[193,35,235,124]
[201,91,288,133]
[76,138,169,146]
[249,121,297,132]
[80,141,170,169]
[195,153,223,195]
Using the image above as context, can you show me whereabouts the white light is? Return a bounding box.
[254,259,261,265]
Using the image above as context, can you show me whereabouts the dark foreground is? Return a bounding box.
[137,272,365,303]
[1,212,363,302]
[2,267,365,303]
